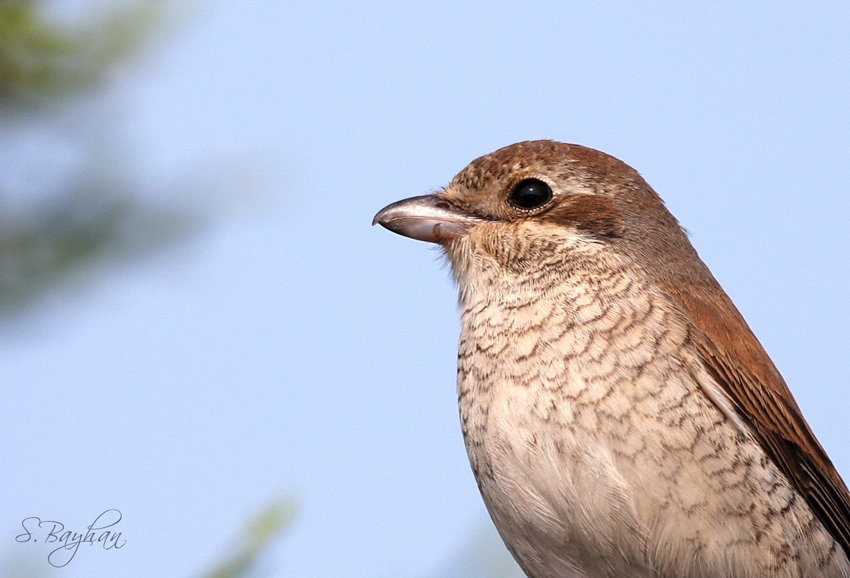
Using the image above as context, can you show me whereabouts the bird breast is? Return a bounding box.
[454,254,843,578]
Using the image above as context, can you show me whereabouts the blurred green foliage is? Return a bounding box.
[0,0,165,105]
[201,498,297,578]
[0,0,193,315]
[0,4,294,576]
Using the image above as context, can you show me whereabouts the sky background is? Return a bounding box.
[2,1,849,577]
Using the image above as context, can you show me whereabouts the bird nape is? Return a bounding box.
[374,140,850,578]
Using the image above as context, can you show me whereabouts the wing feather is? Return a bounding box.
[661,281,850,557]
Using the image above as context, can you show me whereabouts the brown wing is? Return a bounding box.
[663,281,850,558]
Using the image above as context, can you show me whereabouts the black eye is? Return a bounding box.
[508,178,553,210]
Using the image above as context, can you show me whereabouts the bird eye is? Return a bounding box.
[508,179,553,210]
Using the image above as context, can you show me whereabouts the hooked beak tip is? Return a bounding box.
[373,195,481,243]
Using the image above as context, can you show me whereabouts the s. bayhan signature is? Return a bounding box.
[16,509,126,567]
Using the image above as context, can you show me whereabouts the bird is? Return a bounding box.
[373,140,850,578]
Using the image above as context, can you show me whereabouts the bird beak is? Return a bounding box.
[372,194,482,243]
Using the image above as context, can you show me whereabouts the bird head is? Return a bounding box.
[374,140,702,298]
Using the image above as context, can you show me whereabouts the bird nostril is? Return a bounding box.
[435,201,451,210]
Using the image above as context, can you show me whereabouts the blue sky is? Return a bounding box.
[2,2,849,577]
